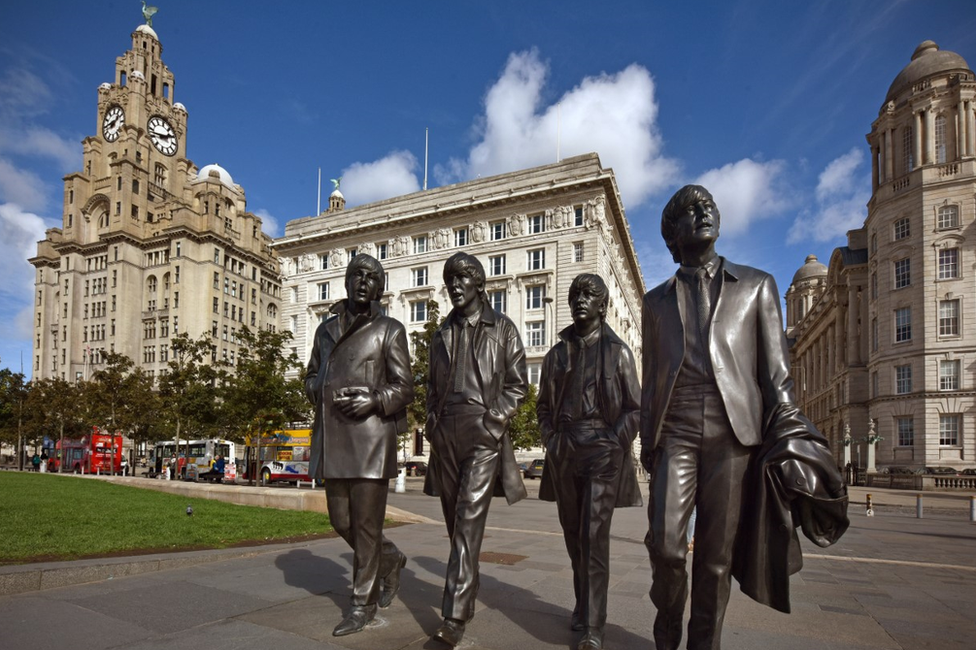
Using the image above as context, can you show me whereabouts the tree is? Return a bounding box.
[219,327,308,484]
[406,299,442,459]
[157,332,226,473]
[24,378,86,471]
[0,366,28,468]
[508,383,542,451]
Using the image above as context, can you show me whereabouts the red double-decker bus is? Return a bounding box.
[51,429,123,474]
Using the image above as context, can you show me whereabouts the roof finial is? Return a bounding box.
[141,1,158,28]
[330,177,342,192]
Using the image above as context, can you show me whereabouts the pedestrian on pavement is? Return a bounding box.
[305,254,414,637]
[424,252,528,647]
[537,273,642,650]
[31,452,40,472]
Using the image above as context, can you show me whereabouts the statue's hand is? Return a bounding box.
[335,387,377,419]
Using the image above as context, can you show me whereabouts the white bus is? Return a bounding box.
[150,438,237,481]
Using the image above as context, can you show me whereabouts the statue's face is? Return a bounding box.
[447,272,481,311]
[346,266,380,306]
[570,287,605,333]
[672,197,721,252]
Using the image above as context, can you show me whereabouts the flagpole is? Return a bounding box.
[423,128,429,191]
[317,168,322,215]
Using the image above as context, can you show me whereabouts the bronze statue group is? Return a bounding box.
[304,185,850,650]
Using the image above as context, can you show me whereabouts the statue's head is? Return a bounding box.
[568,274,609,330]
[344,254,384,306]
[661,184,721,263]
[443,252,486,312]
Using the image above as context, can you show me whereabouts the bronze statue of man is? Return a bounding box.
[538,273,642,650]
[424,252,528,647]
[640,185,848,650]
[305,254,414,637]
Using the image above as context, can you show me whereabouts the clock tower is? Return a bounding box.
[30,17,281,382]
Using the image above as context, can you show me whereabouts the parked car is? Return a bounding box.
[402,461,428,477]
[523,458,545,479]
[961,468,976,476]
[880,465,919,475]
[922,466,959,476]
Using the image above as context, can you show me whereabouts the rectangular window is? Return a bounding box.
[489,290,507,313]
[893,258,911,288]
[575,206,584,227]
[527,249,545,270]
[935,115,947,163]
[413,235,427,255]
[320,254,329,270]
[895,364,912,394]
[454,228,468,247]
[528,214,545,234]
[347,248,357,262]
[897,417,914,447]
[525,285,546,310]
[893,217,910,240]
[490,220,507,241]
[525,321,546,347]
[489,255,506,276]
[213,297,219,313]
[937,205,959,229]
[573,242,584,263]
[939,360,960,391]
[939,299,960,336]
[871,317,878,352]
[410,300,427,323]
[902,126,913,173]
[412,267,428,287]
[939,414,960,446]
[894,307,911,342]
[214,248,221,264]
[377,243,388,260]
[318,282,330,301]
[527,362,542,386]
[871,371,879,398]
[871,272,877,300]
[938,248,959,279]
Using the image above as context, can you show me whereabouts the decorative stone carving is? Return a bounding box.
[330,249,344,268]
[433,227,451,249]
[391,235,411,257]
[508,213,525,236]
[471,221,487,243]
[359,242,376,257]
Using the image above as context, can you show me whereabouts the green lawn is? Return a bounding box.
[0,472,332,564]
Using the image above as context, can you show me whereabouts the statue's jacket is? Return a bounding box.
[305,300,414,481]
[423,299,528,504]
[536,322,642,507]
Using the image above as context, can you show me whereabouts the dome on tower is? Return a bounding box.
[330,188,344,199]
[885,41,971,104]
[791,254,827,286]
[195,164,235,188]
[135,24,158,40]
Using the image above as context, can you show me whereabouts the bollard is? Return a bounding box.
[395,468,406,493]
[916,493,923,519]
[865,493,874,517]
[970,496,975,523]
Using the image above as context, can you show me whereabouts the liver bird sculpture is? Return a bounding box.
[141,1,158,27]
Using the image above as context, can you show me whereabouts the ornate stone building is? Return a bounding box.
[29,22,281,381]
[787,41,976,472]
[274,153,645,455]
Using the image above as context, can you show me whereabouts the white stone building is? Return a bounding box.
[274,153,645,456]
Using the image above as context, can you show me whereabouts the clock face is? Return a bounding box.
[147,116,177,156]
[102,105,125,142]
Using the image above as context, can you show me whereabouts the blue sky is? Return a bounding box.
[1,0,974,377]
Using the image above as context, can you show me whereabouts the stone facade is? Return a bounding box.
[29,23,281,382]
[274,153,645,455]
[788,41,976,472]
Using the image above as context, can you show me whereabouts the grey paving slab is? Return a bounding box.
[122,618,343,650]
[0,595,151,650]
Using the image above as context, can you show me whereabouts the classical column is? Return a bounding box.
[914,111,923,166]
[871,145,879,191]
[967,100,975,157]
[958,102,965,159]
[847,286,861,365]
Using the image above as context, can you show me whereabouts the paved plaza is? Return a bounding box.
[2,477,975,649]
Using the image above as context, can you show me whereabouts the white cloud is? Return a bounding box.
[0,158,49,211]
[0,127,79,172]
[253,208,280,237]
[0,202,48,299]
[340,150,421,206]
[0,67,53,118]
[788,147,869,244]
[436,50,679,208]
[693,159,791,237]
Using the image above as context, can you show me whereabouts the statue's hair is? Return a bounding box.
[345,254,385,296]
[443,252,486,288]
[661,184,716,263]
[568,274,609,320]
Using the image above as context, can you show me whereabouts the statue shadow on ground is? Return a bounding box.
[410,555,652,650]
[274,547,350,612]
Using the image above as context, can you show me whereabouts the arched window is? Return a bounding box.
[147,275,158,293]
